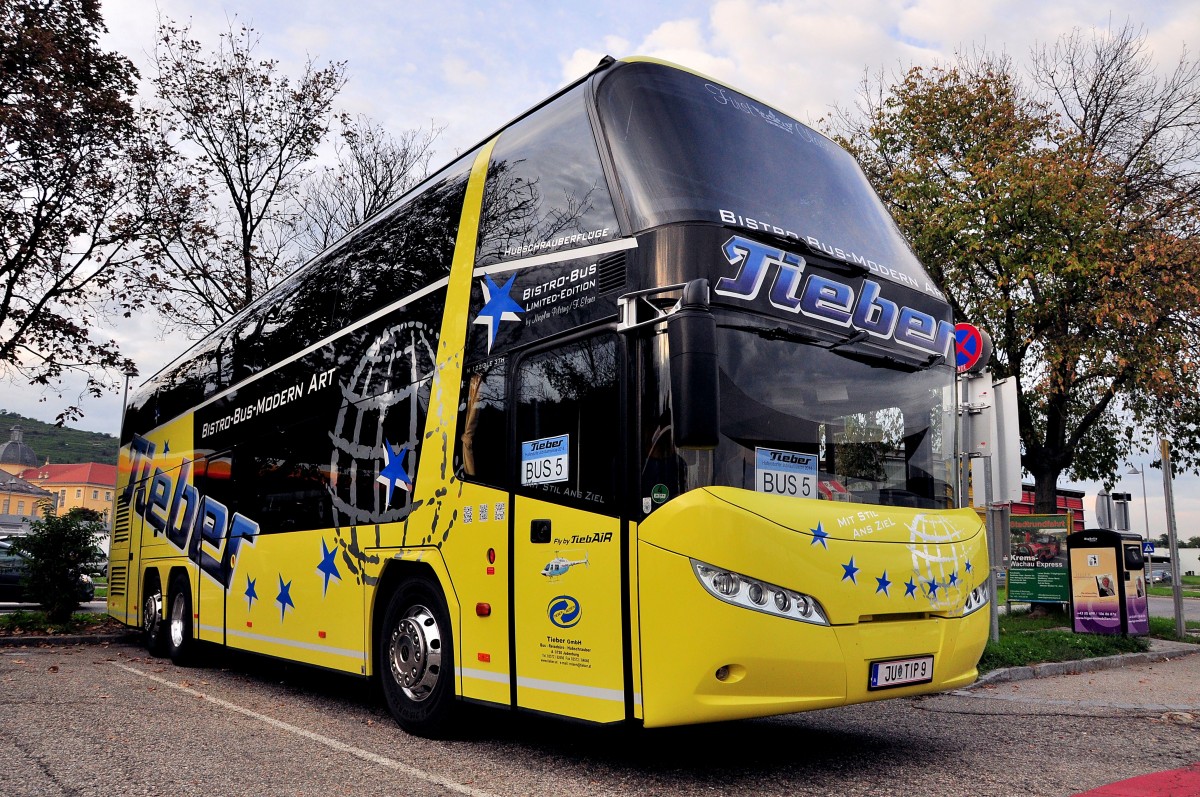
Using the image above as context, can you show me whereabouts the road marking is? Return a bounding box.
[112,662,500,797]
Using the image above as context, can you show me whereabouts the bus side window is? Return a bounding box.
[458,357,508,488]
[515,336,621,509]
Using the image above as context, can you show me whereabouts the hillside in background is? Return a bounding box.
[0,411,119,466]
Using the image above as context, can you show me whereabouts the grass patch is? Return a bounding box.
[0,610,126,637]
[1148,615,1200,641]
[978,606,1149,673]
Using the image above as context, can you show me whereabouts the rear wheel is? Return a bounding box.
[142,581,165,656]
[379,575,456,737]
[166,575,196,665]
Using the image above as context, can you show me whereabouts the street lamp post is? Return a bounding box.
[1127,463,1151,554]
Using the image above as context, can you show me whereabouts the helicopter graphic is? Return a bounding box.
[541,551,589,580]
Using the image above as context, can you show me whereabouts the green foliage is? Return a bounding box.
[979,606,1149,672]
[10,507,106,623]
[0,411,118,464]
[826,25,1200,507]
[0,0,147,422]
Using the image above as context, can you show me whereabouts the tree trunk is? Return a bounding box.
[1032,469,1061,515]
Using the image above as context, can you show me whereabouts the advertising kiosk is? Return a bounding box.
[1066,528,1149,635]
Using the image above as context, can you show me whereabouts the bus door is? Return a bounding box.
[510,333,629,723]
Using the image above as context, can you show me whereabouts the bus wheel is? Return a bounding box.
[379,576,455,737]
[166,575,196,666]
[142,583,166,656]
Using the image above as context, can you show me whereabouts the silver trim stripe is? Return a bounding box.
[225,627,365,663]
[516,675,625,704]
[460,666,511,686]
[473,237,637,278]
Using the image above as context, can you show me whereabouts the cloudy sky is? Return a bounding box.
[5,0,1197,540]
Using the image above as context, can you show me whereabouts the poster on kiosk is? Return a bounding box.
[1067,529,1149,635]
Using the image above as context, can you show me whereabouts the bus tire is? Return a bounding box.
[379,575,455,737]
[142,580,166,657]
[166,574,196,666]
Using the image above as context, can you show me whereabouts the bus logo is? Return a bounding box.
[548,595,582,628]
[714,235,954,359]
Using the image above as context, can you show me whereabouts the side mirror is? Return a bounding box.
[668,279,720,449]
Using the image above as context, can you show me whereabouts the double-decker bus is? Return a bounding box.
[108,56,989,737]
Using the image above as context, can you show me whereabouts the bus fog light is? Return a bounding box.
[747,582,766,605]
[712,571,740,596]
[773,590,791,612]
[715,665,730,681]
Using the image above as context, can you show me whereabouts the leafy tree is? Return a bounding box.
[828,25,1200,511]
[11,506,106,623]
[138,18,346,334]
[0,0,147,422]
[297,113,442,258]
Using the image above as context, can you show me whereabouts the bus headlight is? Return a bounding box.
[962,582,990,616]
[691,559,829,625]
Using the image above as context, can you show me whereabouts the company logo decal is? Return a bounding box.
[121,434,255,589]
[714,235,954,359]
[474,274,524,352]
[547,595,582,629]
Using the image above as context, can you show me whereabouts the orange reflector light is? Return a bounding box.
[478,652,492,663]
[476,602,491,617]
[487,548,496,564]
[318,630,327,639]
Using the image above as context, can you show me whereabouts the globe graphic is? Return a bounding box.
[328,319,439,529]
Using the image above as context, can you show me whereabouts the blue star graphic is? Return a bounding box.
[810,522,829,549]
[875,571,891,596]
[276,575,295,621]
[317,539,341,596]
[376,440,413,505]
[904,578,918,598]
[927,578,941,598]
[965,559,974,574]
[948,571,959,587]
[163,440,170,454]
[244,575,258,610]
[473,274,524,352]
[841,557,859,584]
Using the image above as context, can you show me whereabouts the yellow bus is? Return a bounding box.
[108,56,990,737]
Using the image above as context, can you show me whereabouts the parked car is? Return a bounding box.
[0,539,95,603]
[1151,569,1174,584]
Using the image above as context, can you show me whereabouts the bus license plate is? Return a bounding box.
[869,656,933,690]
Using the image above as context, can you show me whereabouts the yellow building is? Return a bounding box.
[0,472,55,536]
[18,463,117,525]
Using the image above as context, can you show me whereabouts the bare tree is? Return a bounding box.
[0,0,149,422]
[297,114,442,257]
[139,17,346,335]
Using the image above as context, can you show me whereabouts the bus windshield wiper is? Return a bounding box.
[721,323,819,344]
[829,338,945,372]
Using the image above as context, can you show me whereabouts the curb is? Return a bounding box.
[0,632,137,648]
[962,639,1200,690]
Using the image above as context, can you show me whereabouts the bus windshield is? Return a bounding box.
[641,312,958,510]
[597,61,931,292]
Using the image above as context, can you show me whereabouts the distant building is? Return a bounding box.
[18,463,118,527]
[0,426,39,476]
[0,472,55,537]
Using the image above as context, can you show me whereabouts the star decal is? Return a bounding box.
[904,578,918,598]
[841,557,859,584]
[163,440,170,454]
[376,440,413,505]
[948,571,959,587]
[927,578,941,598]
[276,575,295,621]
[875,571,891,596]
[473,274,524,352]
[810,522,829,549]
[244,575,258,610]
[317,538,341,596]
[965,559,973,574]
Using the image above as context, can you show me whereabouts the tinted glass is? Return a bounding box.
[477,83,619,267]
[515,336,622,510]
[596,62,931,290]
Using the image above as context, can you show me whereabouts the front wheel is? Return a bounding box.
[166,576,196,666]
[379,575,456,737]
